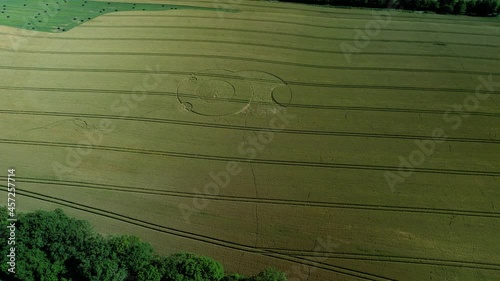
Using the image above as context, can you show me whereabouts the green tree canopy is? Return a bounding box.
[158,253,225,281]
[0,208,287,281]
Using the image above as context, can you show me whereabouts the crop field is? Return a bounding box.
[1,0,500,280]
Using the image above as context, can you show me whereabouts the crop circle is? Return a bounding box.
[176,69,253,117]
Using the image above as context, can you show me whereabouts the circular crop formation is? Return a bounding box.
[177,69,292,116]
[177,69,253,117]
[237,70,293,108]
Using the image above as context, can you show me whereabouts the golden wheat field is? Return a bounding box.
[1,0,500,280]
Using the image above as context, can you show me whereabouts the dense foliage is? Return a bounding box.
[277,0,500,16]
[0,209,286,281]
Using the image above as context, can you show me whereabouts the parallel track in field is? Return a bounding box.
[0,66,498,95]
[3,187,500,276]
[1,35,500,61]
[3,177,500,219]
[77,25,500,48]
[1,51,500,76]
[2,188,393,281]
[103,14,500,38]
[2,25,500,48]
[1,139,500,176]
[1,110,499,144]
[2,100,500,119]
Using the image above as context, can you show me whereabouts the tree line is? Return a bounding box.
[277,0,500,16]
[0,208,287,281]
